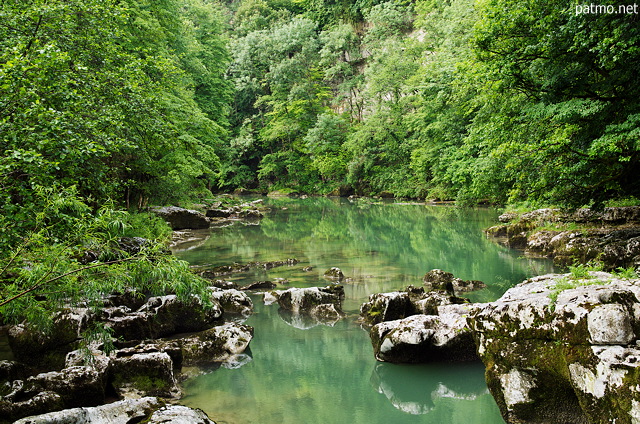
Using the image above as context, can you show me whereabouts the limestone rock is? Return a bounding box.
[107,295,223,341]
[360,286,469,326]
[8,308,93,367]
[422,269,487,293]
[370,313,478,363]
[13,397,164,424]
[240,281,277,290]
[359,291,414,326]
[150,206,210,230]
[111,351,180,398]
[469,272,640,424]
[276,286,344,314]
[177,322,254,366]
[209,288,254,316]
[25,366,106,408]
[0,390,63,423]
[323,267,345,281]
[147,405,216,424]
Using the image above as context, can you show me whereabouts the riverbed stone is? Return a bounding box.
[178,322,254,365]
[370,313,478,363]
[12,396,164,424]
[106,294,223,341]
[359,291,414,325]
[7,308,93,367]
[240,281,277,290]
[0,390,63,423]
[111,351,180,398]
[469,272,640,424]
[147,404,216,424]
[150,206,210,230]
[323,267,345,281]
[276,286,344,314]
[24,365,106,408]
[360,286,469,326]
[209,288,254,316]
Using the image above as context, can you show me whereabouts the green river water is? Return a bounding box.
[176,197,557,424]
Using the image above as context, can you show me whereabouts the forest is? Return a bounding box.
[1,0,639,325]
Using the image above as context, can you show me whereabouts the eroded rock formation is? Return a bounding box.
[469,272,640,424]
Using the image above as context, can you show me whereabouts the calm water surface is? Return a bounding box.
[177,197,556,424]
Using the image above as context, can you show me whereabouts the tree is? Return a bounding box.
[473,0,640,206]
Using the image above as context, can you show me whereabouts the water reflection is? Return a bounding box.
[177,198,547,424]
[370,362,490,415]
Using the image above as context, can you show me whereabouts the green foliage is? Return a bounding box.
[612,267,639,280]
[0,188,211,332]
[1,0,232,208]
[222,0,640,206]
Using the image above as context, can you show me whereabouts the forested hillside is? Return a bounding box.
[1,1,639,323]
[220,0,640,207]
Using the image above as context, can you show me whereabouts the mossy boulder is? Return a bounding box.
[111,351,180,398]
[469,272,640,424]
[360,285,469,326]
[150,206,209,230]
[370,312,478,363]
[7,308,93,368]
[276,286,344,314]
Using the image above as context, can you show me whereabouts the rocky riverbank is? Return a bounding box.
[0,286,254,423]
[485,206,640,269]
[361,269,640,423]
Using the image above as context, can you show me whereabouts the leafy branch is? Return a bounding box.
[0,256,140,308]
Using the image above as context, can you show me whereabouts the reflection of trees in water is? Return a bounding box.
[370,362,491,416]
[177,197,557,304]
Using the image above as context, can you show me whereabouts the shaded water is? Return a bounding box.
[177,197,557,423]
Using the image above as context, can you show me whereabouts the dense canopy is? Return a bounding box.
[1,0,639,325]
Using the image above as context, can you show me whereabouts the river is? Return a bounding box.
[175,197,557,424]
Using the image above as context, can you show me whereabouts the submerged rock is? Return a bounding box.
[199,259,299,278]
[240,281,277,291]
[469,272,640,424]
[323,267,345,281]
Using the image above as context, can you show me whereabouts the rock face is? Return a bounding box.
[469,272,640,424]
[199,258,299,278]
[150,206,210,230]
